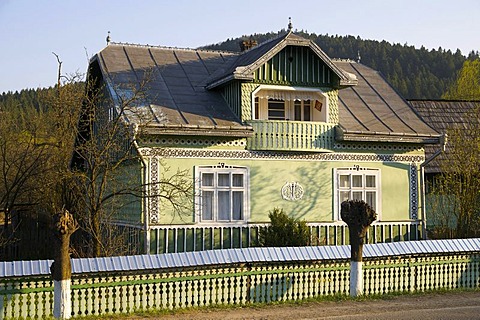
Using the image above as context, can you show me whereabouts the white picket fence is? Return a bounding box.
[0,238,479,319]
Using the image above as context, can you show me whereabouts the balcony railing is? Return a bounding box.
[246,120,336,151]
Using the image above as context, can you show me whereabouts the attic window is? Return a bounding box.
[253,87,327,122]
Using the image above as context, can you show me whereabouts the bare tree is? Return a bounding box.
[0,105,55,255]
[68,70,193,257]
[1,57,193,259]
[429,103,480,238]
[341,199,377,297]
[51,208,78,319]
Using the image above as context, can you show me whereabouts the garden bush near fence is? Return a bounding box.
[0,239,479,319]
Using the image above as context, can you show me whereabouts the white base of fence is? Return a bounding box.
[54,279,71,319]
[350,261,363,297]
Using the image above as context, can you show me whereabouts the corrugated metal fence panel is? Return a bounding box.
[0,259,53,278]
[2,238,480,278]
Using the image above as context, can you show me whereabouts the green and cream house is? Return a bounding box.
[86,29,440,254]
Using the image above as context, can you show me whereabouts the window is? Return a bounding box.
[334,168,381,220]
[294,100,311,121]
[252,86,327,122]
[268,99,286,120]
[195,165,249,223]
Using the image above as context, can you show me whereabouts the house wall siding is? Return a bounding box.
[253,46,337,86]
[221,81,242,118]
[141,147,422,226]
[108,160,143,224]
[241,82,258,121]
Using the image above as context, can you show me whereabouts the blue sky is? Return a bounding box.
[1,0,479,93]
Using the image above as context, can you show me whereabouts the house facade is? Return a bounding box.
[85,29,440,254]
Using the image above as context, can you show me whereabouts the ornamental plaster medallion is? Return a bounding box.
[281,182,304,201]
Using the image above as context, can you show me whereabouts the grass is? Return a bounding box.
[70,287,480,319]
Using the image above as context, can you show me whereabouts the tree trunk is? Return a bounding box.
[347,224,369,296]
[92,213,101,257]
[51,209,78,319]
[341,200,377,297]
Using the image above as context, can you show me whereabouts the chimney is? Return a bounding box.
[239,39,257,51]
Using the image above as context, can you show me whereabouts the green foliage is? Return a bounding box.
[259,208,310,247]
[428,103,480,238]
[201,31,473,99]
[442,59,480,100]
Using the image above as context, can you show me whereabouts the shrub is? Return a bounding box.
[259,208,310,247]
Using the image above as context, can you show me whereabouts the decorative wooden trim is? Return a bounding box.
[410,163,419,220]
[140,147,425,163]
[149,157,159,224]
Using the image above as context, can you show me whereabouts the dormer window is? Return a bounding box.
[294,100,311,121]
[252,86,327,122]
[267,99,286,120]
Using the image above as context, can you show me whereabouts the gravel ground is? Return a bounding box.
[109,290,480,320]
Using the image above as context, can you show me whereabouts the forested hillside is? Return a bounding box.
[1,30,477,105]
[202,30,477,99]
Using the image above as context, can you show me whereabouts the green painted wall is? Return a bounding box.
[253,46,339,87]
[155,152,414,225]
[112,160,143,223]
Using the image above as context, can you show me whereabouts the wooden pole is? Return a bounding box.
[340,200,376,297]
[51,209,78,319]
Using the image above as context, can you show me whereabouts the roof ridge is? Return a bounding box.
[332,58,357,62]
[107,41,237,55]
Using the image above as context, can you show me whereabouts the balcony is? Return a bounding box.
[246,120,336,152]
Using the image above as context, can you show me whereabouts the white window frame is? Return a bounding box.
[195,164,250,224]
[333,167,381,221]
[251,85,328,122]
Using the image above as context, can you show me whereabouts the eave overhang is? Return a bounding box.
[335,126,441,144]
[140,124,254,138]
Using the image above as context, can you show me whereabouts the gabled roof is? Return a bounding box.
[335,60,440,144]
[409,100,479,173]
[91,43,253,137]
[206,31,358,89]
[89,33,441,144]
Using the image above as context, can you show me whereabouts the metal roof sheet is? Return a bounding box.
[2,239,479,278]
[92,34,437,141]
[335,61,440,143]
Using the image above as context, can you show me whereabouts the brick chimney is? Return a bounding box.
[239,39,257,51]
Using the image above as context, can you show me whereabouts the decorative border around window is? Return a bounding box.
[195,164,250,224]
[333,167,381,221]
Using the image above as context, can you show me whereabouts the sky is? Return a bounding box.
[1,0,479,93]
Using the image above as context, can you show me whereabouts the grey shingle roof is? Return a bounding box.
[408,100,479,173]
[94,44,253,137]
[335,61,440,143]
[90,34,440,143]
